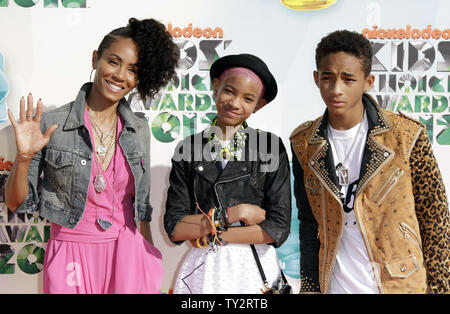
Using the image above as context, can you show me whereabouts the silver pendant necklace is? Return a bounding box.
[328,111,365,186]
[87,107,117,158]
[93,154,116,231]
[87,110,118,231]
[94,174,107,193]
[97,145,108,157]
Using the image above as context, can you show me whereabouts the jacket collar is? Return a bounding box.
[63,82,138,132]
[307,93,394,200]
[192,125,255,185]
[310,94,391,143]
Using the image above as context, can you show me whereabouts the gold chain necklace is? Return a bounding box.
[87,107,117,158]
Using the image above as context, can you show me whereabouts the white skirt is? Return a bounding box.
[173,243,282,294]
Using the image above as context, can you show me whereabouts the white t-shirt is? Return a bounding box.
[327,112,380,294]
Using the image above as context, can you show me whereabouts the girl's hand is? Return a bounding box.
[8,94,58,158]
[227,204,266,225]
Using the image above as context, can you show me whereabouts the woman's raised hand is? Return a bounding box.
[8,94,58,158]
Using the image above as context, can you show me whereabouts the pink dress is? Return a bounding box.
[43,108,162,294]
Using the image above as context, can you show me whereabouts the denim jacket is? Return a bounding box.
[16,83,153,228]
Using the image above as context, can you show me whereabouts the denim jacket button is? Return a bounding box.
[80,159,87,166]
[69,218,76,224]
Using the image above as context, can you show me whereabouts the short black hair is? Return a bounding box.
[315,30,372,77]
[97,18,179,100]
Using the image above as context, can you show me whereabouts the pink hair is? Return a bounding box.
[219,67,265,99]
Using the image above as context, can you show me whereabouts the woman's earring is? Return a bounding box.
[90,69,95,82]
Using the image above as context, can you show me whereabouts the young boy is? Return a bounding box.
[290,30,449,294]
[164,54,291,293]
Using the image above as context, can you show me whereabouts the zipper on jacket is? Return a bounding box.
[373,167,404,205]
[399,222,422,252]
[354,202,385,293]
[214,174,251,211]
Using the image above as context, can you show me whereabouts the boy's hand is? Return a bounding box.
[228,204,266,225]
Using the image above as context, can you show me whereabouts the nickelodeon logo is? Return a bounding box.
[0,0,87,8]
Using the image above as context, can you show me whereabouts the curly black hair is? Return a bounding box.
[315,30,373,77]
[97,17,179,100]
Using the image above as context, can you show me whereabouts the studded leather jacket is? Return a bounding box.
[290,94,449,294]
[164,126,291,248]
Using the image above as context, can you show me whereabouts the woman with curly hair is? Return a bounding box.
[5,18,178,294]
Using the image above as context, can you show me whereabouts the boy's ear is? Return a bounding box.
[313,71,319,87]
[212,78,220,98]
[364,74,375,92]
[92,50,98,70]
[254,98,267,113]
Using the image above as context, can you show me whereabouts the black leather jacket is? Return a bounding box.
[164,126,291,247]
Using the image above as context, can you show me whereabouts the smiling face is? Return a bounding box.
[213,72,266,133]
[314,51,374,129]
[91,36,139,106]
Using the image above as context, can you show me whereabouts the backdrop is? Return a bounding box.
[0,0,449,294]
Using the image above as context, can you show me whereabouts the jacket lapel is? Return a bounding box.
[355,94,394,196]
[306,94,395,200]
[307,112,342,200]
[192,160,221,184]
[191,132,220,184]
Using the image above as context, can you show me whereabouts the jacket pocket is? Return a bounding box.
[44,149,76,191]
[385,254,419,278]
[399,221,422,253]
[372,167,404,205]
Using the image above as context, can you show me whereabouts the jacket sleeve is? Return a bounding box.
[410,128,450,294]
[164,141,193,245]
[257,137,291,248]
[291,142,321,293]
[136,123,153,222]
[14,151,44,214]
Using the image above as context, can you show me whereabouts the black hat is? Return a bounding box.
[209,53,278,104]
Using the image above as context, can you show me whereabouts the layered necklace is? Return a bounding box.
[208,119,247,162]
[88,108,117,159]
[93,152,116,230]
[86,105,118,230]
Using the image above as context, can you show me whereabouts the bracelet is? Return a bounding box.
[195,202,227,251]
[212,207,229,233]
[208,233,227,247]
[194,237,209,248]
[17,152,34,162]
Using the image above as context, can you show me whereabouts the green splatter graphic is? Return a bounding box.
[151,112,180,143]
[17,244,45,274]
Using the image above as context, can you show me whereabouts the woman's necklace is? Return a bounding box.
[87,107,117,158]
[93,154,116,230]
[208,119,247,162]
